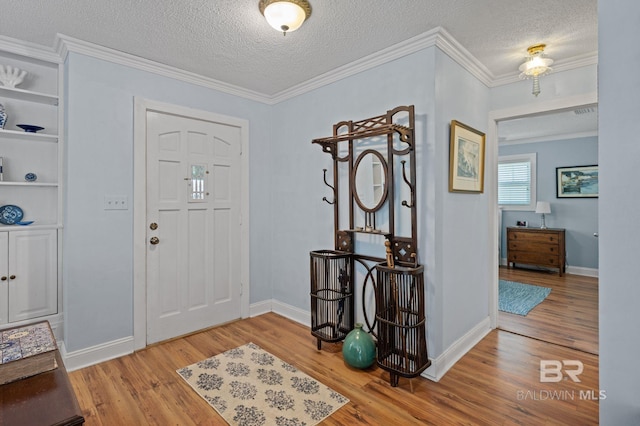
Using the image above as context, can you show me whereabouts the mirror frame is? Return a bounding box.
[352,149,388,213]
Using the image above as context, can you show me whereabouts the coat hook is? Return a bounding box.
[322,169,336,205]
[400,160,414,208]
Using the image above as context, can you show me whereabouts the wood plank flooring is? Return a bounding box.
[499,266,599,355]
[69,312,599,425]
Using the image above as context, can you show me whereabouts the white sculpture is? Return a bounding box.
[0,65,28,88]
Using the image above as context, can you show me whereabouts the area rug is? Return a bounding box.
[499,280,552,316]
[177,342,349,426]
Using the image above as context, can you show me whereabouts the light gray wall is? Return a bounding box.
[499,136,598,270]
[64,52,272,352]
[270,47,439,346]
[435,51,491,351]
[490,65,597,110]
[268,46,491,359]
[598,0,640,422]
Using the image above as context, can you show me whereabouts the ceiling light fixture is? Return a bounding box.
[519,44,554,97]
[259,0,312,35]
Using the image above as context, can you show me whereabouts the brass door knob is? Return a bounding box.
[1,276,6,281]
[9,275,16,280]
[150,236,160,245]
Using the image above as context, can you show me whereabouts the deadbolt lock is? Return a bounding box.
[150,222,158,230]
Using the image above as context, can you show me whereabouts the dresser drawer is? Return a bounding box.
[508,241,559,255]
[508,231,562,244]
[508,250,561,267]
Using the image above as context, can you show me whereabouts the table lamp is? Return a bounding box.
[535,201,551,229]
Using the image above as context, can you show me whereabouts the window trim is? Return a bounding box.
[498,153,537,211]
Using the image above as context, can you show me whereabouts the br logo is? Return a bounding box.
[540,360,583,382]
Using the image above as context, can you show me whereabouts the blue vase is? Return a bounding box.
[342,323,376,369]
[0,103,6,129]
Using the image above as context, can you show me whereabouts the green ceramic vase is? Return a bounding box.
[342,323,376,368]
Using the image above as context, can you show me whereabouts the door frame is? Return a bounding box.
[132,97,250,350]
[487,92,598,329]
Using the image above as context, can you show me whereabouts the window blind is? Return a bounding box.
[498,161,531,205]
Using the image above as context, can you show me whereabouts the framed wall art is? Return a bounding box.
[556,165,598,198]
[449,120,486,193]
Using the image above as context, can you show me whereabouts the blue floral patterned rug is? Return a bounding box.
[499,280,552,316]
[177,342,349,425]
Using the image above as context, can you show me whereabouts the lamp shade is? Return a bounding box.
[259,0,311,34]
[535,201,551,214]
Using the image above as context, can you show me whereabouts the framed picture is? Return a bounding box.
[449,120,486,193]
[556,165,599,198]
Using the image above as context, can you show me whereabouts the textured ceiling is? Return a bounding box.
[499,106,598,144]
[0,0,597,96]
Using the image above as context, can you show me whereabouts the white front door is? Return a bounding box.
[145,110,241,344]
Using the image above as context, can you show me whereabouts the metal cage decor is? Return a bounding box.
[310,250,354,349]
[376,262,429,385]
[310,106,430,387]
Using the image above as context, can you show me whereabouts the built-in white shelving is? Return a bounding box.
[0,40,63,327]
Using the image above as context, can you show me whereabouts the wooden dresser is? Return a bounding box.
[507,227,566,276]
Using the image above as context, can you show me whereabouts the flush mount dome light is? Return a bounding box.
[259,0,312,35]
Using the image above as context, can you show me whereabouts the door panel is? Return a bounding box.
[146,111,241,344]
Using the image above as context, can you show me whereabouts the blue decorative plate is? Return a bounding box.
[16,124,45,133]
[0,205,24,225]
[24,172,37,182]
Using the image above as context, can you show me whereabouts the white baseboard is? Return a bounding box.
[251,299,310,327]
[61,300,301,372]
[60,300,490,376]
[566,265,599,277]
[249,300,273,317]
[61,336,135,372]
[255,299,492,383]
[421,316,491,382]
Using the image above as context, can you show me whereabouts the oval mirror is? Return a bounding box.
[353,150,388,212]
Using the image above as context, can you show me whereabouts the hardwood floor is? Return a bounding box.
[499,266,599,355]
[69,312,599,425]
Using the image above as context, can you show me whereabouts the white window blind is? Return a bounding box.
[498,153,536,210]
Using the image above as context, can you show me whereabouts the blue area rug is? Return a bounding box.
[499,280,552,316]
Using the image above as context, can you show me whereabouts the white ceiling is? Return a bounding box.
[0,0,598,140]
[0,0,597,97]
[498,106,598,144]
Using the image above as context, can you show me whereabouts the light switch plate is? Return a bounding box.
[104,195,128,210]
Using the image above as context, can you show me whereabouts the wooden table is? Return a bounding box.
[0,350,84,425]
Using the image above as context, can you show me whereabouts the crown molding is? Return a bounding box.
[434,27,494,87]
[491,51,599,87]
[54,34,271,104]
[53,28,496,105]
[0,35,61,64]
[49,32,596,105]
[270,26,494,103]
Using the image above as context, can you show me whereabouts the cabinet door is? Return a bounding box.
[8,230,57,322]
[0,232,7,324]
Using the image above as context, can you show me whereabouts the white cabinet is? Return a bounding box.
[0,230,58,325]
[0,39,63,329]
